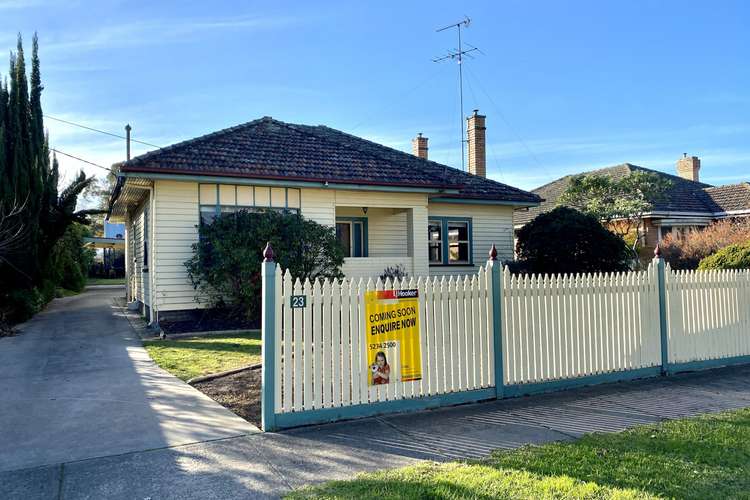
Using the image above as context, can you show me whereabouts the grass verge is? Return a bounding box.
[87,277,126,285]
[288,408,750,499]
[143,331,261,381]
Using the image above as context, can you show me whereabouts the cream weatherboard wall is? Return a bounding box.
[427,203,515,276]
[152,180,202,312]
[128,198,150,307]
[129,178,517,316]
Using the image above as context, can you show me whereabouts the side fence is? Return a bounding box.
[261,244,750,431]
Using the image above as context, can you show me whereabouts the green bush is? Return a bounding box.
[698,241,750,270]
[516,207,631,275]
[3,288,45,323]
[185,209,345,321]
[47,223,94,293]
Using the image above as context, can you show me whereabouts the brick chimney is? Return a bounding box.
[466,109,486,177]
[412,133,428,160]
[676,153,700,182]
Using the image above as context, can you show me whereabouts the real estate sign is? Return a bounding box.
[365,289,422,386]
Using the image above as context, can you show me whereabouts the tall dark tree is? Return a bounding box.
[0,34,98,324]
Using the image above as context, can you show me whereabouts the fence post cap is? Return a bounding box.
[489,244,498,261]
[654,243,662,259]
[263,242,274,262]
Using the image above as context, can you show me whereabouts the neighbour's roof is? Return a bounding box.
[514,163,743,226]
[115,117,541,204]
[704,183,750,213]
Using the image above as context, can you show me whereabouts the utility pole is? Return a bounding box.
[434,16,480,171]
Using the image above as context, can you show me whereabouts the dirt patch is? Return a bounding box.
[193,368,262,428]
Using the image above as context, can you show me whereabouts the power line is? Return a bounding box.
[463,64,546,173]
[51,148,113,173]
[44,114,163,149]
[348,65,449,133]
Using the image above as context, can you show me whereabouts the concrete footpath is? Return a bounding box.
[2,288,750,499]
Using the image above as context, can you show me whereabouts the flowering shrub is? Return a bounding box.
[661,219,750,270]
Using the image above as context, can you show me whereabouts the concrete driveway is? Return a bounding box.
[0,287,256,474]
[3,287,750,499]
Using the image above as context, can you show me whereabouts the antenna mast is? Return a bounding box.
[433,16,479,171]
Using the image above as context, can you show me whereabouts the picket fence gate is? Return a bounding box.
[260,244,750,431]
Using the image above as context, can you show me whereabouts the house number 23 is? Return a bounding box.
[290,295,307,308]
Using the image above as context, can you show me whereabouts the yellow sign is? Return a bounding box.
[365,289,421,385]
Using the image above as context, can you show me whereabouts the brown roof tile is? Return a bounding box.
[118,117,541,204]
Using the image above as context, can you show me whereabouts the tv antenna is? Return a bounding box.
[433,16,481,171]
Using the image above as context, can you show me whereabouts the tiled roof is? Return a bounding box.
[515,163,724,225]
[117,117,541,204]
[704,183,750,213]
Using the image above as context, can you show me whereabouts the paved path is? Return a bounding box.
[0,289,256,472]
[2,288,750,499]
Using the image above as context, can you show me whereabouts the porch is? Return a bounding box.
[335,205,426,280]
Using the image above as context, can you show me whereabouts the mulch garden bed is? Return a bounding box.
[193,367,262,428]
[159,310,259,335]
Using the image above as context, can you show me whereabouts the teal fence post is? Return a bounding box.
[654,245,670,375]
[488,244,505,399]
[261,242,277,431]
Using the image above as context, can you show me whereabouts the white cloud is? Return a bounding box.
[41,15,303,53]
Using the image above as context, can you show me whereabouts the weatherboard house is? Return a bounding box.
[108,112,540,325]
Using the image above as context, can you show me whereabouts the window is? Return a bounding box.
[448,221,470,264]
[428,220,443,263]
[336,217,368,257]
[198,183,300,226]
[428,218,472,266]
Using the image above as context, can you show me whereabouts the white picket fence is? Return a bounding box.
[502,264,662,385]
[666,267,750,364]
[264,256,750,428]
[273,267,495,415]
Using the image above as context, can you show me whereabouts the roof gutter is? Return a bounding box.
[429,197,540,207]
[119,171,462,195]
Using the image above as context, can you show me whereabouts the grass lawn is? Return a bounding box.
[55,287,80,298]
[288,408,750,499]
[143,331,261,381]
[87,277,125,285]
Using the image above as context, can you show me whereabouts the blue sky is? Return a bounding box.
[2,0,749,192]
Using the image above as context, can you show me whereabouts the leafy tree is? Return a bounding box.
[515,206,631,275]
[185,210,344,320]
[698,241,750,270]
[558,171,672,254]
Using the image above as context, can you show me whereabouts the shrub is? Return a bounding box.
[515,207,631,275]
[661,219,750,270]
[698,241,750,270]
[379,265,408,283]
[47,223,94,293]
[185,209,344,321]
[2,288,44,324]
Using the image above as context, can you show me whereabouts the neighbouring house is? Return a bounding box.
[515,154,750,251]
[108,112,541,324]
[83,221,126,278]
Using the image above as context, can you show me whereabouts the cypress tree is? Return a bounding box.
[0,78,7,204]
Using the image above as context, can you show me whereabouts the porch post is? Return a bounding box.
[261,242,277,431]
[653,245,670,375]
[487,244,505,398]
